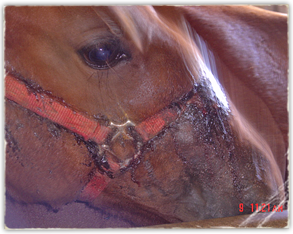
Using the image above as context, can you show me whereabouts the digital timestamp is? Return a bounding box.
[239,203,284,213]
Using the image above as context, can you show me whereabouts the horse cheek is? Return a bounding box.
[5,100,94,209]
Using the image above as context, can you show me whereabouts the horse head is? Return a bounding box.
[5,6,288,228]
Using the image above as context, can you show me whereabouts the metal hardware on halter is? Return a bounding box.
[107,120,144,169]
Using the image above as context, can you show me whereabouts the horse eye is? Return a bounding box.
[88,46,112,62]
[80,39,128,69]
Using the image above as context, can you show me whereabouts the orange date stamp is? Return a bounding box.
[239,203,284,213]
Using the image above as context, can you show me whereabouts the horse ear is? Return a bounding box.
[179,5,288,147]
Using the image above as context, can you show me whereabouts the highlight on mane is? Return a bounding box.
[108,6,204,84]
[107,6,231,112]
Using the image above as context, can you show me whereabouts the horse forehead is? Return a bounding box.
[6,6,110,39]
[6,6,184,49]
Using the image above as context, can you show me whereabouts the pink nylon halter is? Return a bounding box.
[5,74,180,200]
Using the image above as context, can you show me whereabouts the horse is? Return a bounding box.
[4,6,288,228]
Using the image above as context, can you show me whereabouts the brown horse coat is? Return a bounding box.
[5,6,288,228]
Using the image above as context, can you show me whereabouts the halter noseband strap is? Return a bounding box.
[5,74,185,200]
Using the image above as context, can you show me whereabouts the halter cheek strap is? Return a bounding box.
[5,74,112,144]
[5,74,182,200]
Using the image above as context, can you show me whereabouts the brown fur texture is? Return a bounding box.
[5,6,288,228]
